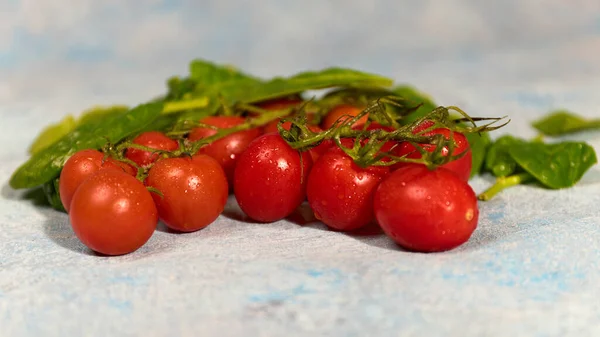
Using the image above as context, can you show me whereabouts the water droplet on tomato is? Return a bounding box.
[321,200,328,206]
[400,182,406,186]
[337,194,344,200]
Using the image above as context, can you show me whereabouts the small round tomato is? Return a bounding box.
[59,149,134,212]
[125,131,179,167]
[374,164,479,252]
[321,104,367,130]
[69,170,158,255]
[393,127,472,181]
[234,133,312,222]
[307,146,389,231]
[188,116,261,186]
[146,156,228,232]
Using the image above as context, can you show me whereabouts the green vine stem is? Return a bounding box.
[477,173,533,201]
[279,96,508,169]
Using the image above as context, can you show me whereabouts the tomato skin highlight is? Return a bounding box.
[321,104,367,130]
[393,127,472,181]
[59,149,134,213]
[188,116,261,186]
[234,133,312,223]
[307,146,389,231]
[374,164,479,252]
[125,131,179,167]
[69,170,158,255]
[146,156,228,232]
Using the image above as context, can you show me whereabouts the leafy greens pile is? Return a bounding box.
[8,59,599,209]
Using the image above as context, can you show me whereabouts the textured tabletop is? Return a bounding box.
[2,1,600,336]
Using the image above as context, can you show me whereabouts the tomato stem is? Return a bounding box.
[477,172,533,201]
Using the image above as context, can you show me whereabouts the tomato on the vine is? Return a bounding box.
[393,126,472,181]
[307,145,389,231]
[146,155,228,232]
[188,116,261,185]
[321,104,367,130]
[234,133,312,222]
[374,164,479,252]
[69,169,158,255]
[59,149,135,212]
[125,131,179,167]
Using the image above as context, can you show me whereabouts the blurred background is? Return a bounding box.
[2,0,600,136]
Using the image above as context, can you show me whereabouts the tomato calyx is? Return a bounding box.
[276,97,507,169]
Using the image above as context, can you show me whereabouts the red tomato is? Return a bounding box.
[69,170,158,255]
[307,146,390,231]
[393,127,472,181]
[374,164,478,252]
[146,156,228,232]
[188,116,261,186]
[321,104,367,130]
[125,131,179,167]
[59,149,134,212]
[263,120,292,134]
[233,133,312,222]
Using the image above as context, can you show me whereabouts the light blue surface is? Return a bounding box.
[2,1,600,336]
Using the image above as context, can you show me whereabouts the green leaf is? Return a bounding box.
[42,178,66,212]
[28,105,130,155]
[215,67,393,104]
[28,115,77,155]
[177,67,394,122]
[509,141,597,189]
[466,132,491,178]
[392,85,437,124]
[189,59,261,89]
[485,135,523,177]
[77,105,129,124]
[532,110,600,136]
[10,102,164,189]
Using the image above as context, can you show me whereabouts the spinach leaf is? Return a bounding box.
[189,59,261,89]
[42,178,66,212]
[478,139,597,200]
[28,105,130,155]
[392,85,437,124]
[484,135,522,177]
[532,110,600,136]
[215,67,393,104]
[466,132,491,178]
[177,67,394,122]
[28,115,77,155]
[10,102,163,189]
[509,141,597,189]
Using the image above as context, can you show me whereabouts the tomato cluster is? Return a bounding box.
[60,98,479,255]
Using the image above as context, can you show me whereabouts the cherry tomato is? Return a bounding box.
[125,131,179,167]
[393,127,472,181]
[321,104,367,130]
[69,170,158,255]
[307,145,389,231]
[188,116,261,186]
[146,156,228,232]
[59,149,134,212]
[374,164,479,252]
[234,133,312,222]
